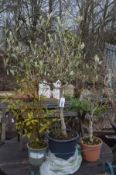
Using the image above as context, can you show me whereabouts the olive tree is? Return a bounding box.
[5,16,84,137]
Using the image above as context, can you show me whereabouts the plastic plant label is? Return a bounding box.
[6,114,9,118]
[59,97,65,108]
[11,118,15,123]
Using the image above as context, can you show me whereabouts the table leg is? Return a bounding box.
[1,109,6,142]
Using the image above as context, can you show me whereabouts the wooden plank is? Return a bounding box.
[0,91,15,99]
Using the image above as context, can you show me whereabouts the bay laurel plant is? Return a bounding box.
[5,15,84,138]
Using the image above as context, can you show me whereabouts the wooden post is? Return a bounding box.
[1,109,6,142]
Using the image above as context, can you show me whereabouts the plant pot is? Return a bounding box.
[48,133,79,160]
[27,144,47,166]
[80,136,102,162]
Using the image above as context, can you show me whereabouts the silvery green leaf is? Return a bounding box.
[94,55,100,63]
[35,62,38,67]
[10,69,15,76]
[7,69,9,75]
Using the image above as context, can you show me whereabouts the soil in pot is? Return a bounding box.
[81,136,102,162]
[48,130,79,160]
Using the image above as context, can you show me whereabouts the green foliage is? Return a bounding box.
[70,98,91,114]
[70,98,108,122]
[4,17,85,138]
[4,16,104,139]
[7,89,57,149]
[70,97,108,144]
[70,97,108,116]
[5,17,84,86]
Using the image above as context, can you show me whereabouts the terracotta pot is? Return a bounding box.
[80,136,102,162]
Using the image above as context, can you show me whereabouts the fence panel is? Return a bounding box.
[105,43,116,85]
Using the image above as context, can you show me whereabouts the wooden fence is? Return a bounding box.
[105,43,116,85]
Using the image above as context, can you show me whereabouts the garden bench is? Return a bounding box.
[110,122,116,153]
[0,99,77,143]
[0,94,115,144]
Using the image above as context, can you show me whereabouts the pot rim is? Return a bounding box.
[80,136,102,147]
[27,143,47,151]
[47,133,79,143]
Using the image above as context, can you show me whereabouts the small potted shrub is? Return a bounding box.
[7,82,56,166]
[80,99,107,162]
[70,98,91,136]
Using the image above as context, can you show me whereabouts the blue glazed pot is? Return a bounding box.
[48,133,79,160]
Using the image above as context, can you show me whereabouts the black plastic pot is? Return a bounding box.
[48,133,79,160]
[104,135,116,147]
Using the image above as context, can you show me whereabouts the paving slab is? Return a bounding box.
[0,138,30,175]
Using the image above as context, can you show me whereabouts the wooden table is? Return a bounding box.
[0,138,113,175]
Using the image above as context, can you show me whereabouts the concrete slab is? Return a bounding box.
[0,138,30,175]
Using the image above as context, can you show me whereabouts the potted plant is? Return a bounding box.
[5,16,85,161]
[7,81,56,166]
[70,98,91,136]
[80,98,107,162]
[49,98,90,159]
[47,122,79,160]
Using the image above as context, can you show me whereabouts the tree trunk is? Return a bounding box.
[59,88,67,137]
[89,120,93,142]
[60,107,67,137]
